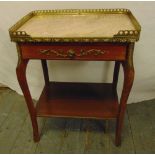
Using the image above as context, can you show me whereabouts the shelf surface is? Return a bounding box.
[36,82,119,119]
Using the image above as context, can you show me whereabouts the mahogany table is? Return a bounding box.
[9,9,141,146]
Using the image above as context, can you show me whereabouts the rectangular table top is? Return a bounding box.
[9,9,141,43]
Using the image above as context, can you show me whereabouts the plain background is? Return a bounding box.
[0,1,155,103]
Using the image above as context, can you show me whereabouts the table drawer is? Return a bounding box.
[20,43,127,61]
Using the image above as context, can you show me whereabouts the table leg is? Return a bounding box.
[115,43,135,146]
[113,61,120,90]
[41,60,50,86]
[16,58,40,142]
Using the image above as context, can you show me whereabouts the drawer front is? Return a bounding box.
[20,43,126,61]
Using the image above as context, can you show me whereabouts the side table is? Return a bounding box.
[9,9,141,146]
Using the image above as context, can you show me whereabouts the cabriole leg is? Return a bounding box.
[16,57,40,142]
[115,43,135,146]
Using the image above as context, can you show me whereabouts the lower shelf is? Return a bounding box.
[36,82,119,119]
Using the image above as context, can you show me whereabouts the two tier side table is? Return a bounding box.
[9,9,141,146]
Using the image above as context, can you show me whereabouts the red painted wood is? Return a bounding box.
[16,59,40,142]
[113,61,120,90]
[20,42,127,61]
[41,60,49,86]
[15,41,135,146]
[115,43,135,146]
[36,82,119,119]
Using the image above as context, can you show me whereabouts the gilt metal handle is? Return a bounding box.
[67,50,75,58]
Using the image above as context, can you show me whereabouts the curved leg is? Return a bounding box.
[16,58,40,142]
[115,43,135,146]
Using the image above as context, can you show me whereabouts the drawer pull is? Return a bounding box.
[67,49,75,58]
[39,49,107,58]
